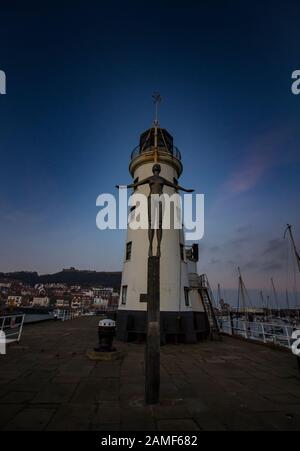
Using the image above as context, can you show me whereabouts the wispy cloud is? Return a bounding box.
[225,154,269,195]
[210,245,220,252]
[244,261,257,270]
[222,125,295,197]
[239,238,286,273]
[0,206,45,226]
[228,224,254,247]
[262,238,286,261]
[262,261,284,271]
[236,225,253,234]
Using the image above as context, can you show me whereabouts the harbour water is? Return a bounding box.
[23,313,54,324]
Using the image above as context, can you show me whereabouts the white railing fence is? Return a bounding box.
[53,309,84,321]
[219,317,295,349]
[0,314,25,344]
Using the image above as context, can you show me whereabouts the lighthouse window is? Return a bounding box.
[184,287,190,307]
[126,242,132,260]
[121,285,128,305]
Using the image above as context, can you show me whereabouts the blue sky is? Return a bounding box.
[0,0,299,297]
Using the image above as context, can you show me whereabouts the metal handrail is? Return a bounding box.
[131,144,182,161]
[219,317,295,349]
[53,309,84,321]
[0,314,25,343]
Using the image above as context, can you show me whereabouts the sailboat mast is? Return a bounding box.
[271,277,280,317]
[285,224,300,273]
[217,284,221,304]
[286,289,290,312]
[238,267,249,326]
[266,295,272,320]
[260,290,266,316]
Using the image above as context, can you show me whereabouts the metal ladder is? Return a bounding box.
[199,274,221,340]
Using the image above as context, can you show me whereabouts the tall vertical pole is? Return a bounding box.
[145,256,160,404]
[145,93,162,404]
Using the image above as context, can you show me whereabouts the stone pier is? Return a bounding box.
[0,317,300,431]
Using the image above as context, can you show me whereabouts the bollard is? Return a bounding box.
[94,318,116,353]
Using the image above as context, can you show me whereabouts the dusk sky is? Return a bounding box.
[0,1,299,299]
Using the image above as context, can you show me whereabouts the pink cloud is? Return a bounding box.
[225,154,269,194]
[223,125,294,197]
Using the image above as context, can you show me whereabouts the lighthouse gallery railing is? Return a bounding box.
[131,144,182,161]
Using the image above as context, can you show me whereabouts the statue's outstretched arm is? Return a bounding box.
[163,178,194,193]
[177,185,194,193]
[116,177,150,190]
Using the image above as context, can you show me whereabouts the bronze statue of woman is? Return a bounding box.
[116,163,194,258]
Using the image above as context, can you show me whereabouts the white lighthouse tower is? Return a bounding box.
[117,107,209,343]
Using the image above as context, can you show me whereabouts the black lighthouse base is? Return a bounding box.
[116,310,209,344]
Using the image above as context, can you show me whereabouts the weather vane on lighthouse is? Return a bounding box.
[152,92,162,126]
[152,92,162,162]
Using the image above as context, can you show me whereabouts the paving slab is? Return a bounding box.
[2,407,56,431]
[0,391,36,404]
[30,383,77,404]
[157,419,200,431]
[0,404,25,429]
[46,403,95,431]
